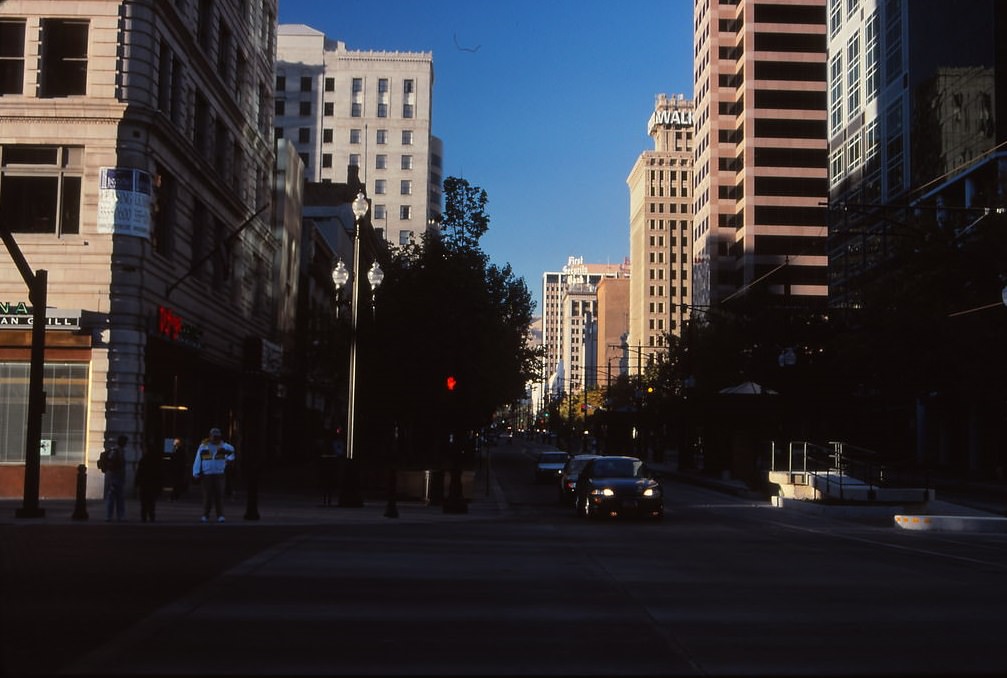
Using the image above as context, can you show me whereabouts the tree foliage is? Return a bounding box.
[369,177,539,464]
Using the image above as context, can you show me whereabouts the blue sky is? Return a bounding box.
[277,0,694,312]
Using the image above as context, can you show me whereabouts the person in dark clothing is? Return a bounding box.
[99,435,128,521]
[135,445,163,522]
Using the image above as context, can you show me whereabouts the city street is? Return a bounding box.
[3,439,1007,676]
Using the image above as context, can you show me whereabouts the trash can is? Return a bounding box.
[423,469,444,506]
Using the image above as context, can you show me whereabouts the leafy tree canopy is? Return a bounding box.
[371,177,539,458]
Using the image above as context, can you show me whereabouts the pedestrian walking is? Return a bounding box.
[135,445,163,522]
[192,426,235,523]
[98,435,128,521]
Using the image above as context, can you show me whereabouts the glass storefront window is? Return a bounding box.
[0,362,88,463]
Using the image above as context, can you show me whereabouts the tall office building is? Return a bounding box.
[541,257,628,394]
[626,93,695,374]
[276,24,442,247]
[824,0,1007,475]
[0,0,280,498]
[827,0,1006,308]
[692,0,829,310]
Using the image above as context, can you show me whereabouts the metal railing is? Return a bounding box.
[771,440,931,502]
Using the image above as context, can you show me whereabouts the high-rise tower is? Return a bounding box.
[627,93,695,373]
[693,0,829,311]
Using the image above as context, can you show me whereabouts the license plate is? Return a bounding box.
[622,499,637,509]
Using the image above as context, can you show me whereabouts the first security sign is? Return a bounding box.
[97,167,152,238]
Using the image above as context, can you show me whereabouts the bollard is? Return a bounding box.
[71,463,89,521]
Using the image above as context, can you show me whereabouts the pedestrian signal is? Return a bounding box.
[446,376,457,391]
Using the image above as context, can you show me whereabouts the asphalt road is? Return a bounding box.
[3,440,1007,677]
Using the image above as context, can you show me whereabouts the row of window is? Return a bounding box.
[276,99,416,119]
[829,13,880,136]
[277,74,415,96]
[0,18,88,97]
[275,126,412,149]
[276,74,417,119]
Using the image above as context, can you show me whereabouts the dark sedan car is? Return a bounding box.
[534,451,570,483]
[573,455,663,520]
[557,453,601,506]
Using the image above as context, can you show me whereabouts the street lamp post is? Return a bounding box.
[331,192,383,508]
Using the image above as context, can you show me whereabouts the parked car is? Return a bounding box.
[534,451,569,483]
[573,455,663,520]
[557,454,602,505]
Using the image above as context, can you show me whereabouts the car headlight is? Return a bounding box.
[642,487,661,497]
[591,488,615,497]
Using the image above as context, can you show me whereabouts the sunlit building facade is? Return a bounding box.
[0,0,281,498]
[627,93,695,374]
[276,24,442,248]
[692,0,829,310]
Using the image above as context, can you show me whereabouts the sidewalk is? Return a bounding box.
[0,463,509,527]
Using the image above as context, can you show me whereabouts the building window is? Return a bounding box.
[352,77,362,93]
[40,19,89,97]
[274,100,284,116]
[847,34,860,116]
[275,74,285,91]
[299,101,311,116]
[399,205,411,219]
[374,204,386,220]
[0,362,89,464]
[322,153,332,168]
[349,129,361,144]
[0,20,26,95]
[376,129,388,145]
[401,130,413,145]
[378,78,389,93]
[400,180,411,195]
[377,103,388,118]
[399,230,414,246]
[830,147,844,182]
[298,152,309,167]
[298,128,310,143]
[152,166,175,256]
[351,102,362,117]
[324,102,334,116]
[847,132,862,173]
[217,22,232,77]
[324,77,334,92]
[403,79,414,94]
[0,145,82,236]
[375,154,387,169]
[322,129,333,143]
[300,75,311,92]
[829,53,843,134]
[401,155,413,170]
[197,0,213,50]
[864,11,879,103]
[375,179,386,194]
[403,103,414,118]
[274,127,283,139]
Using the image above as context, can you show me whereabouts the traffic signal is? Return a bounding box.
[446,375,457,391]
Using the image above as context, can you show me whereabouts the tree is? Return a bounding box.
[369,177,539,466]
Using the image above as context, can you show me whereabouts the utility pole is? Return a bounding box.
[1,228,47,518]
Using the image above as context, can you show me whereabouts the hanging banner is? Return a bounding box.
[97,167,152,238]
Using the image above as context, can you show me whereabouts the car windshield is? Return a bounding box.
[540,453,567,464]
[567,458,594,473]
[591,458,645,478]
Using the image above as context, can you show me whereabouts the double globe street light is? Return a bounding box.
[331,191,383,508]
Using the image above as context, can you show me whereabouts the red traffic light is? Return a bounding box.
[446,376,457,391]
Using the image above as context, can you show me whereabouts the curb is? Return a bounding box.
[894,514,1007,533]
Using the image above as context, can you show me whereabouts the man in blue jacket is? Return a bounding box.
[192,427,235,523]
